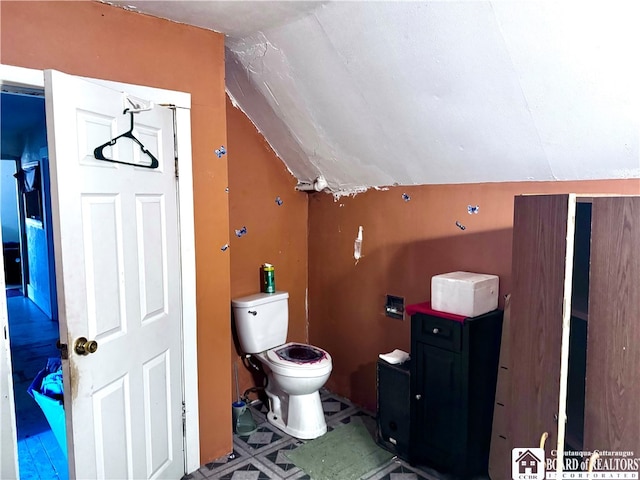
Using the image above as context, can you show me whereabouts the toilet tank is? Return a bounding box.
[231,291,289,354]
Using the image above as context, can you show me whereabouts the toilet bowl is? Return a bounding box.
[257,342,332,439]
[231,292,333,439]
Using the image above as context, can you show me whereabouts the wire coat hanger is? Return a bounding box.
[93,109,159,169]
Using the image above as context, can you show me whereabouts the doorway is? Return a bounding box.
[1,91,67,479]
[0,65,201,478]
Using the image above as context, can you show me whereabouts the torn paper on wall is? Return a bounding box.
[354,226,364,264]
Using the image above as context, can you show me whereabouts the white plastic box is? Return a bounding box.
[431,271,499,318]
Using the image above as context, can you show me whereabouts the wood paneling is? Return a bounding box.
[584,197,640,451]
[509,195,570,452]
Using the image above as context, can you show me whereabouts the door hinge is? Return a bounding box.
[182,400,187,434]
[165,103,179,179]
[3,325,6,340]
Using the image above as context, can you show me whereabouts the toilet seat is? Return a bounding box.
[265,342,332,371]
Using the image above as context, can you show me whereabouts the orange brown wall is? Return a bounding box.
[308,179,640,412]
[226,97,309,398]
[1,1,231,462]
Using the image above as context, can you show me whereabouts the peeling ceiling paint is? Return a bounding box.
[109,1,327,37]
[113,1,640,195]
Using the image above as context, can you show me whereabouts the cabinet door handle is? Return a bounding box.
[415,394,422,400]
[432,328,440,334]
[588,452,600,473]
[539,431,549,449]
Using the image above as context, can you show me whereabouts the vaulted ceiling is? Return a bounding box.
[111,1,640,195]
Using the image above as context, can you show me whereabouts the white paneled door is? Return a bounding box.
[44,70,184,479]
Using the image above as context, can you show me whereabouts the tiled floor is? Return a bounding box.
[184,390,450,480]
[7,292,68,480]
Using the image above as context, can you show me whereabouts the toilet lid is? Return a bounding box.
[266,342,331,369]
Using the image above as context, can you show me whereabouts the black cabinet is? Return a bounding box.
[376,359,411,460]
[410,308,502,478]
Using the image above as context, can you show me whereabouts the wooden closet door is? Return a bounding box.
[584,197,640,452]
[509,195,571,454]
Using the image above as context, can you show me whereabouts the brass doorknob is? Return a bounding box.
[74,337,98,355]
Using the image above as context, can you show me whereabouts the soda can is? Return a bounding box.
[262,263,275,293]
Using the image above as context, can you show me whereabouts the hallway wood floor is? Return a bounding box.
[7,292,68,480]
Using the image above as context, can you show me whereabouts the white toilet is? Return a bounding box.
[232,291,332,439]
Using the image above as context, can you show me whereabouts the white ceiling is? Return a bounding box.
[112,1,640,195]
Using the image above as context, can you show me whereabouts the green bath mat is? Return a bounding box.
[285,417,393,480]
